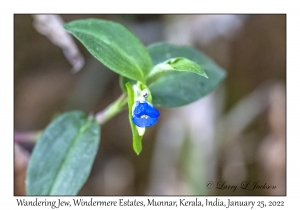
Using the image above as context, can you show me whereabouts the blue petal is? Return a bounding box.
[145,104,160,117]
[133,101,160,118]
[132,101,160,127]
[132,115,158,127]
[133,101,148,117]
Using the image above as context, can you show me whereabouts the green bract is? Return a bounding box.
[64,19,152,83]
[147,57,208,85]
[125,82,143,155]
[26,111,100,195]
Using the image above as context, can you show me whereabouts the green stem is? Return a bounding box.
[95,93,128,125]
[14,94,128,144]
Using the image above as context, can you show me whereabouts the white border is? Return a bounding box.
[2,0,298,209]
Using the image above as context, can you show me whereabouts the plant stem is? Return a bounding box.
[95,93,128,125]
[14,94,128,144]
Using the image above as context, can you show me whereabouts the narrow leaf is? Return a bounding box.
[125,82,143,155]
[147,57,207,84]
[26,111,100,195]
[64,19,152,83]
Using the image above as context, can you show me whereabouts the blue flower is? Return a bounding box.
[132,100,160,128]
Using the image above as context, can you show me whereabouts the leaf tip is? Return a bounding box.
[135,149,141,155]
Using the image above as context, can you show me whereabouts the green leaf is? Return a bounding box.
[147,42,226,108]
[147,57,208,84]
[64,19,152,83]
[26,111,100,195]
[125,82,143,155]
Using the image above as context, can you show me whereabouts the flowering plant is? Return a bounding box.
[26,18,226,195]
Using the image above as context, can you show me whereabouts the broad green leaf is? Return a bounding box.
[64,19,152,83]
[125,82,143,155]
[26,111,100,195]
[147,57,208,84]
[148,43,226,108]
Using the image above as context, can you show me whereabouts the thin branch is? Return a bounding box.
[95,93,128,125]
